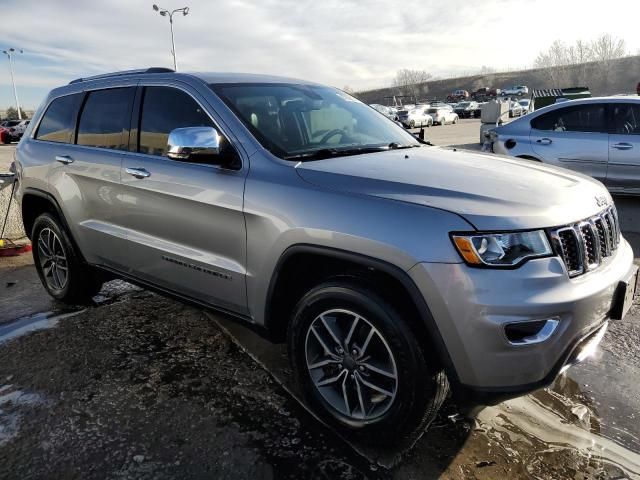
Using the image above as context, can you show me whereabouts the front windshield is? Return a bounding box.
[212,83,419,159]
[458,102,470,108]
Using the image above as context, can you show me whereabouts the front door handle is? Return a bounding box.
[536,138,552,145]
[55,155,74,165]
[125,167,151,179]
[612,143,633,150]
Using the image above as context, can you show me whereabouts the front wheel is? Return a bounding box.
[32,213,104,304]
[288,280,448,446]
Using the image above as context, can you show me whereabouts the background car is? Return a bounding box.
[1,120,22,141]
[454,101,479,118]
[501,85,529,96]
[427,107,459,125]
[518,98,532,115]
[491,97,640,194]
[0,126,11,144]
[370,104,399,121]
[13,119,30,138]
[402,106,433,128]
[509,100,524,117]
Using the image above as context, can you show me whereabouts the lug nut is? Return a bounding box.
[337,347,344,354]
[351,349,357,356]
[359,366,365,371]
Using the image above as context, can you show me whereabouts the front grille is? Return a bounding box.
[550,206,620,278]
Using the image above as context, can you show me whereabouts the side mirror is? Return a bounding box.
[167,126,222,162]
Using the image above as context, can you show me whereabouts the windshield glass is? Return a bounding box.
[212,83,419,159]
[457,102,470,108]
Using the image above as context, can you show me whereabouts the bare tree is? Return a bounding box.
[535,34,627,90]
[590,34,627,90]
[590,34,626,63]
[392,69,432,101]
[535,40,573,87]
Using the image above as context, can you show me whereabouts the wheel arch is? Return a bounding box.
[264,244,460,385]
[21,188,86,262]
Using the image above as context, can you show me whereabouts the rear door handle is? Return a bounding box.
[125,167,151,179]
[536,138,552,145]
[612,143,633,150]
[55,155,74,165]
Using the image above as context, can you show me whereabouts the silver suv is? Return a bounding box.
[14,69,637,446]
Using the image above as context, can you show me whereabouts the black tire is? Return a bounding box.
[32,213,103,304]
[288,279,448,447]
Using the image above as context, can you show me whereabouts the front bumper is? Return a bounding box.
[408,237,635,402]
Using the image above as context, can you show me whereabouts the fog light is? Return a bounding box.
[505,318,559,345]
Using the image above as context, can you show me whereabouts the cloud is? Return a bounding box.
[0,0,638,108]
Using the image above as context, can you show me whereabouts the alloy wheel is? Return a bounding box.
[37,227,69,291]
[304,309,398,422]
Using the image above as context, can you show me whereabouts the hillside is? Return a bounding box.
[356,55,640,105]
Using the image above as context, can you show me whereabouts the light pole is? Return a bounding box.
[152,4,189,71]
[2,48,23,120]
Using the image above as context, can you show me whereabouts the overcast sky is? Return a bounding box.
[1,0,639,110]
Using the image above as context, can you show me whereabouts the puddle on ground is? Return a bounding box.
[0,384,47,446]
[0,280,142,345]
[0,310,85,344]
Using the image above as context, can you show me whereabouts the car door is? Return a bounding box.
[530,103,608,181]
[45,86,135,270]
[607,102,640,193]
[119,84,249,314]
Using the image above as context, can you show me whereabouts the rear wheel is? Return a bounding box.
[32,213,103,304]
[288,280,448,446]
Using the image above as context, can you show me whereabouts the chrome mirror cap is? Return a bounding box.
[167,126,221,161]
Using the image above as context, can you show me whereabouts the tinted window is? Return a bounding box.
[531,104,605,133]
[77,88,134,150]
[35,93,83,143]
[139,87,214,157]
[612,103,640,135]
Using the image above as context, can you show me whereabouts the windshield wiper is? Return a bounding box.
[284,145,394,161]
[388,142,421,149]
[284,143,423,161]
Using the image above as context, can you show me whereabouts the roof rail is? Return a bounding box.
[69,67,175,85]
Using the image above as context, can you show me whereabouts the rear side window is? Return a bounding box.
[138,86,214,157]
[611,103,640,135]
[531,104,605,133]
[77,88,134,150]
[35,93,83,143]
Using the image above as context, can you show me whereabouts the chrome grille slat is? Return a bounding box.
[551,206,620,278]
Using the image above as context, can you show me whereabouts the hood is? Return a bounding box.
[295,147,610,231]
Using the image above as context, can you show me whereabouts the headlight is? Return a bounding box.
[452,230,552,267]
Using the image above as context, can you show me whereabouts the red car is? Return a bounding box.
[0,126,11,144]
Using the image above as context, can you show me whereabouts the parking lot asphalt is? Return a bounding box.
[1,136,640,479]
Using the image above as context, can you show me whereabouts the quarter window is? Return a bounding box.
[611,103,640,135]
[138,86,215,157]
[531,104,605,133]
[76,88,134,150]
[35,93,83,143]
